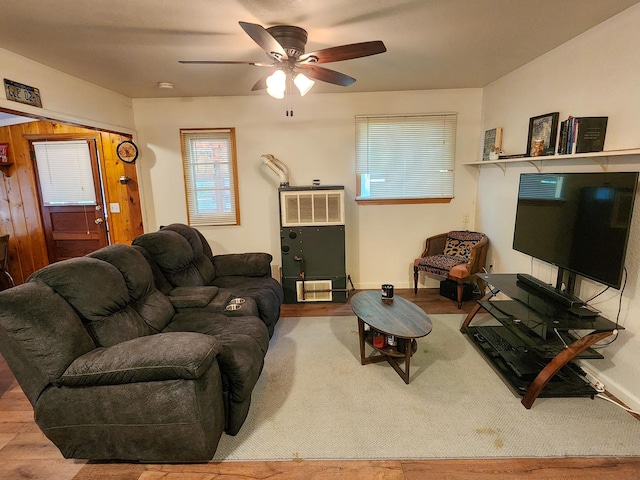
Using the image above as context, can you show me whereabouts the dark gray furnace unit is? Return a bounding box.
[279,185,347,303]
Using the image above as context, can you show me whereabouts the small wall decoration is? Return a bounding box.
[0,143,9,164]
[526,112,559,157]
[3,79,43,108]
[483,127,503,161]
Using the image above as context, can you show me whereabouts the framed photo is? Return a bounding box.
[526,112,559,157]
[0,142,9,164]
[482,127,503,161]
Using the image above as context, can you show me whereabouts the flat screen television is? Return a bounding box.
[513,171,638,291]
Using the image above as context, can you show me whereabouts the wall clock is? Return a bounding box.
[116,140,139,164]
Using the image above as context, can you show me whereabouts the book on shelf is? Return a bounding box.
[557,116,608,154]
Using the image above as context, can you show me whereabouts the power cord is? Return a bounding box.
[591,267,626,349]
[596,393,640,416]
[586,285,609,302]
[553,328,569,348]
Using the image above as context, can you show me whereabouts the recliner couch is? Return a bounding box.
[0,237,280,462]
[132,223,284,337]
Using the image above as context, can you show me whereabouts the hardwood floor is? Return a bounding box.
[0,288,638,480]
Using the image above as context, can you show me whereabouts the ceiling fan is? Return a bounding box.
[179,21,387,98]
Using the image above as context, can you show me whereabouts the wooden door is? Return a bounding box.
[31,138,108,262]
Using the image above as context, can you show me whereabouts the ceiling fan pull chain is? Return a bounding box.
[286,80,294,117]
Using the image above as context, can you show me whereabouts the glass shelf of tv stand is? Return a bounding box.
[477,300,603,361]
[462,273,622,407]
[477,273,623,334]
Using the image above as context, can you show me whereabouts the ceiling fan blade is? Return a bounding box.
[299,41,386,64]
[298,65,356,87]
[239,21,288,61]
[179,60,272,67]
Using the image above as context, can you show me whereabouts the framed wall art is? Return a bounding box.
[526,112,559,157]
[483,127,503,161]
[0,143,10,165]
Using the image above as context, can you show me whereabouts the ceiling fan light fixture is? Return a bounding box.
[266,69,286,98]
[294,73,314,96]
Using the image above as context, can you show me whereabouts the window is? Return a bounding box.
[180,128,240,226]
[33,140,97,205]
[355,113,457,204]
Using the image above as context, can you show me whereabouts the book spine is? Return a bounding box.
[571,118,580,154]
[558,120,568,154]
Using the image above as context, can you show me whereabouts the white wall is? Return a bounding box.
[478,4,640,410]
[0,48,135,133]
[132,88,483,289]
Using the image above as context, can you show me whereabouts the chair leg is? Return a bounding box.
[456,280,463,309]
[413,268,419,294]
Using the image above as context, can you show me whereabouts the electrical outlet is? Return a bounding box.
[582,370,605,392]
[489,258,495,270]
[463,213,469,223]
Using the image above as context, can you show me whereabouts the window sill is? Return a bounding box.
[355,197,452,206]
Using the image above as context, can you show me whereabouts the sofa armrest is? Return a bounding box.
[59,332,220,387]
[213,253,273,278]
[168,286,220,308]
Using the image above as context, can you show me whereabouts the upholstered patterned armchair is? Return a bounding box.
[413,231,489,308]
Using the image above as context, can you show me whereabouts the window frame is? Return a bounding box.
[180,127,241,226]
[355,113,457,205]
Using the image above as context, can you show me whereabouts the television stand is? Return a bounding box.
[461,273,621,408]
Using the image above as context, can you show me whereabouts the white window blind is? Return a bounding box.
[180,128,239,226]
[355,113,457,200]
[33,140,97,206]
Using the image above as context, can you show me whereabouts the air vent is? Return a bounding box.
[296,280,333,302]
[280,189,344,226]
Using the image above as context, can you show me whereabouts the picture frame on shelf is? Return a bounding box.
[526,112,559,157]
[483,127,503,161]
[0,143,10,165]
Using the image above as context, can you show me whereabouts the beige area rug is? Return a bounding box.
[212,315,640,461]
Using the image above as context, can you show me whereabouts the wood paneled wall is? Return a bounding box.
[0,120,143,284]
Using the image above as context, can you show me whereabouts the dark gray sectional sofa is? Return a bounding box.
[0,224,283,462]
[132,223,284,337]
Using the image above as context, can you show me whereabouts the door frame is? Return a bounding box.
[27,135,109,262]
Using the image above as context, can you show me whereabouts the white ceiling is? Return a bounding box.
[0,0,638,99]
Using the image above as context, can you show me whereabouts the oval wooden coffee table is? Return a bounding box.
[351,290,432,384]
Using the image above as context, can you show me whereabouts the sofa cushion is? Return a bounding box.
[28,257,152,347]
[416,254,466,278]
[213,253,273,278]
[0,281,96,402]
[162,223,215,259]
[60,332,219,387]
[442,231,486,261]
[162,311,269,435]
[133,230,216,286]
[89,245,175,333]
[131,244,175,295]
